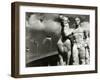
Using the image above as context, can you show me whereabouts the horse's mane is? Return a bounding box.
[60,21,68,42]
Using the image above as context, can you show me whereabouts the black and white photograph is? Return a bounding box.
[26,13,90,67]
[11,2,97,78]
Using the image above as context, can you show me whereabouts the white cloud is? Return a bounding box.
[27,14,61,34]
[81,22,90,31]
[28,14,45,30]
[43,20,61,34]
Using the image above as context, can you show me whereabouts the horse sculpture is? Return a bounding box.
[57,16,73,65]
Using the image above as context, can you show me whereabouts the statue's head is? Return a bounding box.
[75,17,81,25]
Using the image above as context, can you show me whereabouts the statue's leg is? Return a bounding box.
[72,43,79,65]
[85,47,90,64]
[79,46,86,65]
[67,51,71,65]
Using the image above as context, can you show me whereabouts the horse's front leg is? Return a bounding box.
[57,38,65,65]
[64,39,71,65]
[57,46,67,65]
[58,54,66,65]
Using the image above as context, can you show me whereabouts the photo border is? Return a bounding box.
[11,2,98,78]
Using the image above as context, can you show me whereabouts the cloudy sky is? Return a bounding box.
[26,13,61,35]
[26,13,90,35]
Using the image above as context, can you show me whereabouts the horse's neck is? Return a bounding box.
[64,23,70,29]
